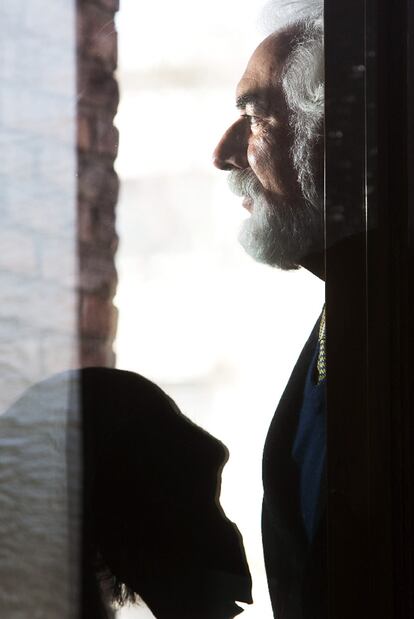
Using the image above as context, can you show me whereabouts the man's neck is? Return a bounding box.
[300,251,325,281]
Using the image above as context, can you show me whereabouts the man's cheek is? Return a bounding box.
[248,142,275,188]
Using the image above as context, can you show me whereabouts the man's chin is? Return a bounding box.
[237,190,325,272]
[238,220,300,271]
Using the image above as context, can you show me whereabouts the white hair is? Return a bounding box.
[259,0,323,37]
[261,0,324,209]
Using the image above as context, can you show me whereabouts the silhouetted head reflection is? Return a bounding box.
[81,368,252,619]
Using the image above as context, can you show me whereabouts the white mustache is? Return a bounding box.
[227,169,262,199]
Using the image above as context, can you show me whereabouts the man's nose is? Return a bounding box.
[212,119,249,170]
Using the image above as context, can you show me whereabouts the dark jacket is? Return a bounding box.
[262,317,327,619]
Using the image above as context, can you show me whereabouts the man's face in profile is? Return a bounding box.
[213,28,324,271]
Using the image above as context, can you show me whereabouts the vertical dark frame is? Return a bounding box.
[325,0,413,617]
[390,2,414,615]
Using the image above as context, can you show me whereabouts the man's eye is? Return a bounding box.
[242,114,262,128]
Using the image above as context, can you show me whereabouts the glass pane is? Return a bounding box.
[0,1,81,616]
[115,2,324,618]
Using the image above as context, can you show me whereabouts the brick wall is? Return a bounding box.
[77,0,120,367]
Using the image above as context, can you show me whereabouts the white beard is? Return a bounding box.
[227,168,323,270]
[238,194,281,266]
[237,186,322,271]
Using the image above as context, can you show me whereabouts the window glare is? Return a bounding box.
[115,2,324,617]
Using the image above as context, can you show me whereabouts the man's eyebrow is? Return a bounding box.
[236,93,268,114]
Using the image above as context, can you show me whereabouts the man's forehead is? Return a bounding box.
[235,29,297,106]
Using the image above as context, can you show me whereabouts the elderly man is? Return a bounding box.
[213,2,326,618]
